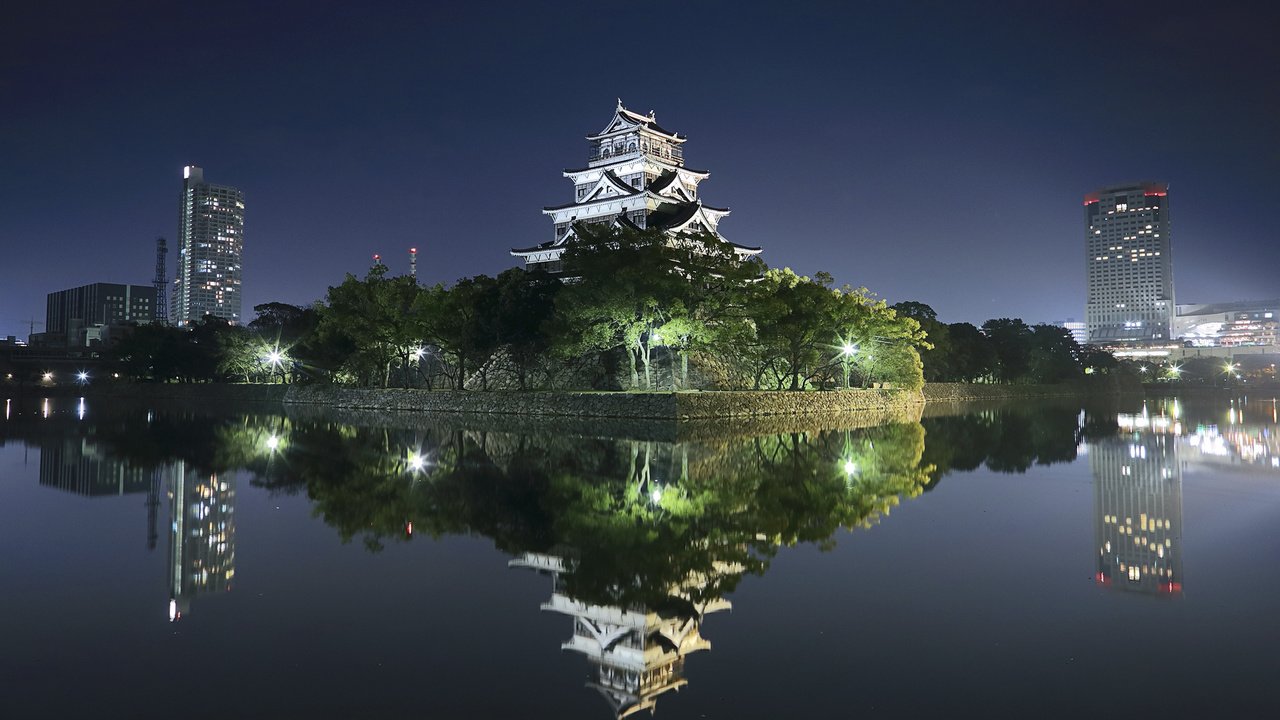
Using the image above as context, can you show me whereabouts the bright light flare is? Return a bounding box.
[843,459,857,475]
[77,371,89,382]
[407,452,426,472]
[266,434,281,451]
[841,343,857,356]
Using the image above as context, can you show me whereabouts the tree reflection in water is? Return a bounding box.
[1,397,1139,717]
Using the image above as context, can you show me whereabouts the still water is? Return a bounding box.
[2,395,1279,718]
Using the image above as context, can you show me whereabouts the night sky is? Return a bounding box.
[3,0,1277,339]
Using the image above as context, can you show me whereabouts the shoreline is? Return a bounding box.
[4,380,1140,418]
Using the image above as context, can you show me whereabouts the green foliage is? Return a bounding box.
[892,302,1115,385]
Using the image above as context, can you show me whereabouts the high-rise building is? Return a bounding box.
[511,100,761,271]
[1084,182,1174,345]
[171,166,244,326]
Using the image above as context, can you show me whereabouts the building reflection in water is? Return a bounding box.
[37,435,163,549]
[39,437,150,497]
[512,551,737,719]
[1092,409,1184,596]
[168,459,236,621]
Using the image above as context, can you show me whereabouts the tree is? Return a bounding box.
[744,268,841,390]
[891,301,950,382]
[944,322,996,382]
[556,226,696,390]
[320,265,426,387]
[982,318,1034,383]
[1027,324,1082,383]
[488,268,560,389]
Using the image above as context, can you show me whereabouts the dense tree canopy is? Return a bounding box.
[100,229,1108,392]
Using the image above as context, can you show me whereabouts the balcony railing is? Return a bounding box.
[588,146,684,164]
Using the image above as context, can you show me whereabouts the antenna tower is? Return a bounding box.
[410,247,418,280]
[153,237,168,324]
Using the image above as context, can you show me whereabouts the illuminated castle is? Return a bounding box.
[511,100,761,272]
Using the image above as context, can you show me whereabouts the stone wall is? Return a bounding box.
[48,379,1138,422]
[922,377,1141,402]
[283,386,924,420]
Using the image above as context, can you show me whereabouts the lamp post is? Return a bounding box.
[841,343,857,390]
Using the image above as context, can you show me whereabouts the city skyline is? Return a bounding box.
[2,1,1278,339]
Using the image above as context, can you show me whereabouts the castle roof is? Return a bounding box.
[587,99,686,143]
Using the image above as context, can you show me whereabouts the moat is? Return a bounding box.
[2,394,1278,718]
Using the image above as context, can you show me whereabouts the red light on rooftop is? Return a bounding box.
[1144,191,1167,197]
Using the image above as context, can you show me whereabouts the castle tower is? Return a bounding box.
[511,100,761,271]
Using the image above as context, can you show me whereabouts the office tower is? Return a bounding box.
[45,282,156,346]
[1084,182,1174,344]
[511,100,761,271]
[171,166,244,326]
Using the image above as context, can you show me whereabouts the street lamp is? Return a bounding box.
[840,343,857,390]
[263,346,288,383]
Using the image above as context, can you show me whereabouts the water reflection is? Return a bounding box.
[3,394,1279,716]
[1090,431,1184,595]
[168,461,236,621]
[512,551,733,718]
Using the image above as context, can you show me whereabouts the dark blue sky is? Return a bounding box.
[3,0,1277,339]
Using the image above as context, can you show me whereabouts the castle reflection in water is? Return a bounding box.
[8,394,1280,718]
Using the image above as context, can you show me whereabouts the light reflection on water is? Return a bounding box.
[2,394,1279,718]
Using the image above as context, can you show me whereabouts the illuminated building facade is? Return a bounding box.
[46,283,155,335]
[1174,299,1280,347]
[42,282,155,346]
[1053,320,1089,346]
[171,166,244,326]
[511,100,760,271]
[168,460,235,621]
[511,551,731,718]
[1091,427,1183,595]
[1084,182,1174,344]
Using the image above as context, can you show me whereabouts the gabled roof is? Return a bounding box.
[542,171,640,211]
[510,213,645,255]
[647,170,679,194]
[586,99,686,142]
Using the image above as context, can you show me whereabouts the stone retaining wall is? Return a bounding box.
[283,386,924,419]
[42,380,1136,420]
[923,379,1141,402]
